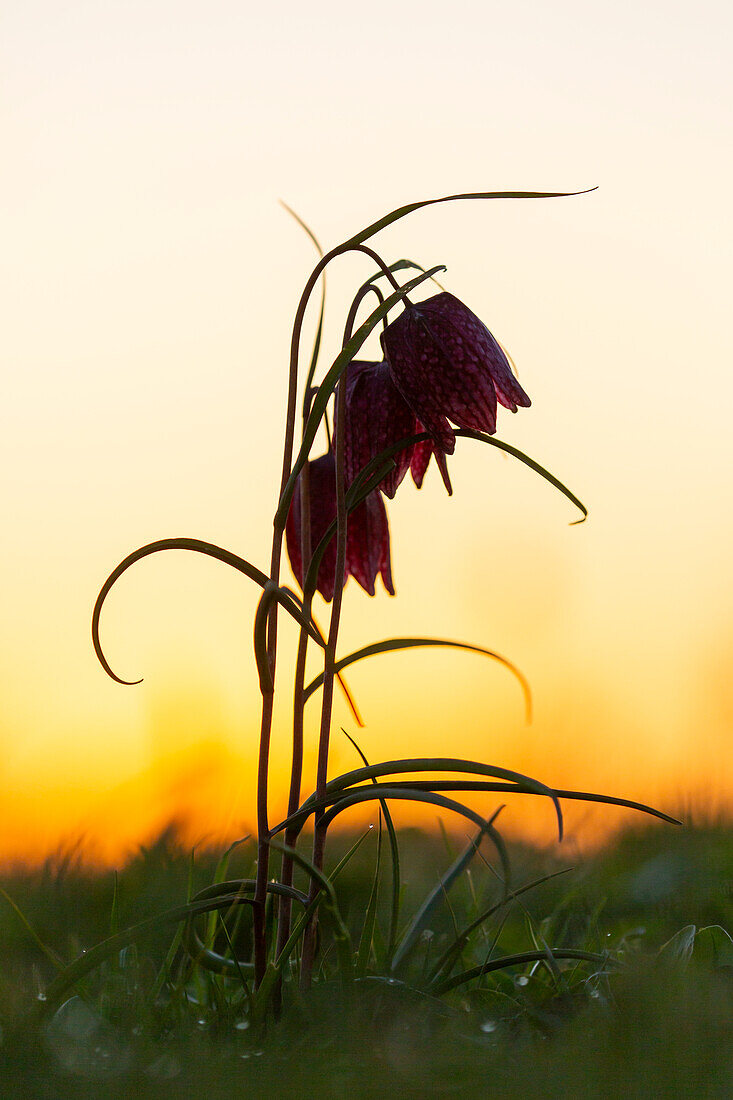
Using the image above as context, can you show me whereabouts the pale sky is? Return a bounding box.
[2,0,731,862]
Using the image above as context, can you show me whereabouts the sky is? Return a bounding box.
[2,0,732,865]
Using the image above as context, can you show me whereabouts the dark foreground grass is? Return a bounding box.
[1,818,731,1098]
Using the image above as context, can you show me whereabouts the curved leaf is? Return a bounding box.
[37,882,300,1016]
[92,537,323,685]
[455,429,587,523]
[341,189,597,250]
[335,779,679,827]
[311,786,510,886]
[428,868,573,985]
[297,758,563,841]
[431,948,614,995]
[334,427,587,526]
[366,258,446,293]
[390,828,487,976]
[342,728,401,966]
[303,637,531,722]
[279,203,328,402]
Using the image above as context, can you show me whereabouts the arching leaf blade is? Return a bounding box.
[456,429,587,523]
[92,537,323,686]
[342,189,597,250]
[303,637,532,722]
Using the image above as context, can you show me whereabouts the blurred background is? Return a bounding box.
[2,0,731,865]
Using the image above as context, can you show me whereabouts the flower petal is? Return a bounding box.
[343,360,418,498]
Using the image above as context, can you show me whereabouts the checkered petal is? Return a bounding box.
[381,292,530,450]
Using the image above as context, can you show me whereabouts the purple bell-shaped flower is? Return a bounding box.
[285,451,394,602]
[381,291,530,454]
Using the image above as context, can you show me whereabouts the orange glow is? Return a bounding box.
[3,1,732,870]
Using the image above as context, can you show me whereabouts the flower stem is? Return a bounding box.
[300,377,349,988]
[253,238,400,990]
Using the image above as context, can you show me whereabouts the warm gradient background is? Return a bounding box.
[2,1,731,865]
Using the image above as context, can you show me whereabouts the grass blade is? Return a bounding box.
[428,868,573,985]
[341,729,402,967]
[432,948,613,996]
[390,829,486,976]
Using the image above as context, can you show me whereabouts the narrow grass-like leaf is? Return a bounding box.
[549,787,680,825]
[694,925,733,969]
[657,924,697,966]
[0,887,65,972]
[391,829,486,976]
[205,835,250,949]
[279,202,327,402]
[293,758,562,841]
[304,638,531,722]
[314,778,679,828]
[253,582,279,694]
[365,258,446,293]
[337,426,587,528]
[356,813,382,977]
[432,949,614,995]
[429,868,572,985]
[92,538,323,685]
[268,841,353,983]
[341,189,596,250]
[283,594,364,725]
[36,882,304,1017]
[455,429,587,523]
[109,871,120,938]
[309,787,510,886]
[342,729,401,966]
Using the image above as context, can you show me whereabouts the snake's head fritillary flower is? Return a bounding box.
[381,291,530,454]
[341,361,452,497]
[285,451,395,602]
[342,360,416,499]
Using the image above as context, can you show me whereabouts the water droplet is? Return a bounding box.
[234,1020,250,1031]
[480,1020,497,1033]
[516,975,529,987]
[590,989,601,999]
[36,992,47,1002]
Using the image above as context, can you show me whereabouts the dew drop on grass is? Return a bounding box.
[234,1020,250,1031]
[480,1020,497,1034]
[515,975,529,987]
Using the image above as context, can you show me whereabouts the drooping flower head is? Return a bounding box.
[342,361,452,497]
[381,291,530,454]
[285,451,394,602]
[342,360,416,499]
